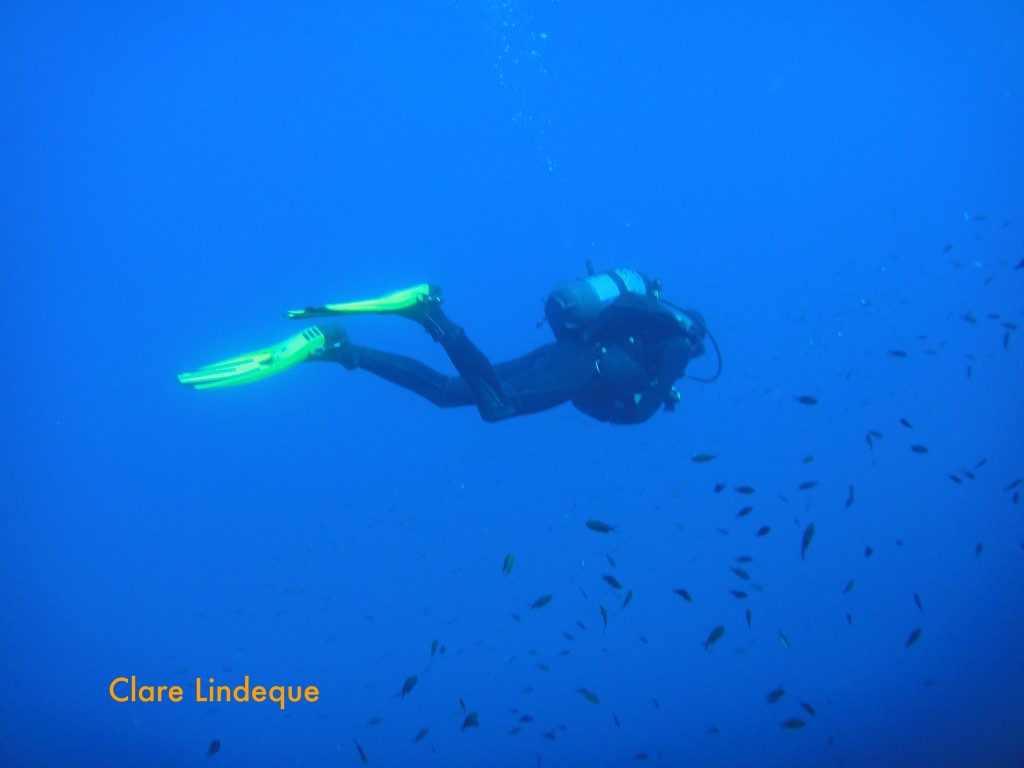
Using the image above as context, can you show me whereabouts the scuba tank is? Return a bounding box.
[544,267,659,342]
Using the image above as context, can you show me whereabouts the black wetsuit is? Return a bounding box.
[329,294,706,424]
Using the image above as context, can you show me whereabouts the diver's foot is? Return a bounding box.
[393,287,455,342]
[393,286,443,323]
[311,323,358,369]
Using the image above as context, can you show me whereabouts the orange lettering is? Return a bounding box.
[110,677,129,702]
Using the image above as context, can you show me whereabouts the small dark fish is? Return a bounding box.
[795,395,818,405]
[530,594,553,610]
[461,711,479,731]
[205,739,221,757]
[842,580,855,594]
[430,639,438,660]
[949,474,962,484]
[765,686,785,703]
[354,739,369,764]
[502,553,515,575]
[780,718,806,730]
[633,753,649,761]
[730,567,751,581]
[602,574,622,590]
[518,715,534,723]
[600,604,608,631]
[745,608,752,630]
[606,553,617,568]
[801,523,815,560]
[777,630,790,649]
[366,716,383,725]
[674,588,693,602]
[910,445,929,454]
[756,526,771,537]
[887,349,908,358]
[943,244,953,252]
[692,453,717,463]
[800,701,817,717]
[900,417,913,428]
[864,546,873,557]
[734,555,753,563]
[734,485,756,494]
[576,687,600,704]
[398,675,418,698]
[714,482,726,493]
[622,589,633,609]
[797,480,817,491]
[652,698,660,709]
[585,520,617,533]
[845,484,855,508]
[736,505,754,518]
[913,593,923,613]
[846,613,853,625]
[906,628,922,647]
[1004,478,1022,492]
[975,542,984,557]
[802,454,814,464]
[729,590,748,599]
[703,624,725,650]
[613,713,620,727]
[865,432,874,450]
[414,727,429,742]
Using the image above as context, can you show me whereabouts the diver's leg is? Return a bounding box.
[312,325,474,408]
[490,342,598,416]
[348,346,476,408]
[403,302,516,422]
[316,313,587,422]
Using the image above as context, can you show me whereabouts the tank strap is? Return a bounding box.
[607,270,631,297]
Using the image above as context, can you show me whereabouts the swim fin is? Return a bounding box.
[285,283,437,319]
[177,326,326,390]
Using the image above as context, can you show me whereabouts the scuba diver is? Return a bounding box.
[177,266,720,425]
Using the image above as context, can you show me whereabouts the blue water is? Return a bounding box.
[3,2,1023,766]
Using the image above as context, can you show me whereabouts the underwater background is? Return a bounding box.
[2,2,1023,766]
